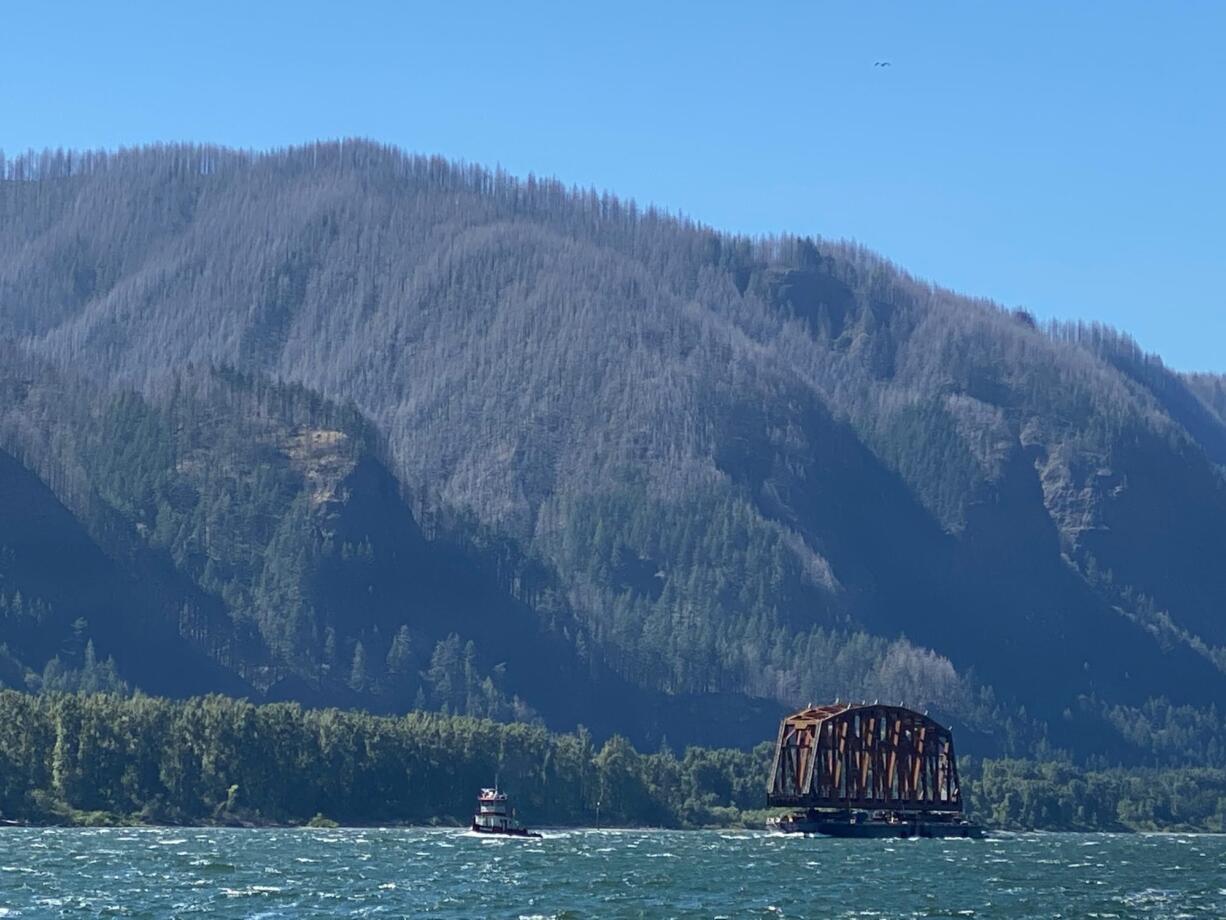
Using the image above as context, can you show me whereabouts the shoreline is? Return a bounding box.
[2,815,1220,835]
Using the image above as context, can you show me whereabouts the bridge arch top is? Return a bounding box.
[781,703,950,736]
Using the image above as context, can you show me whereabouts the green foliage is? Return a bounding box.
[0,690,765,828]
[967,758,1226,832]
[39,642,128,695]
[0,690,1221,833]
[0,361,544,724]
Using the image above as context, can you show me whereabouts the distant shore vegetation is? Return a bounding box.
[0,691,1223,833]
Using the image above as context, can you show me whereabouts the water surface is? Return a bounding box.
[0,827,1222,918]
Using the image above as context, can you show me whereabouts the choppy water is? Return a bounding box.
[0,827,1223,918]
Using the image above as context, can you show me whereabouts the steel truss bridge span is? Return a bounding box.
[767,703,963,812]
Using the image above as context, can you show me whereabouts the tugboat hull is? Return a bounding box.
[470,822,542,838]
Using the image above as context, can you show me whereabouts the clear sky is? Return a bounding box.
[2,1,1223,370]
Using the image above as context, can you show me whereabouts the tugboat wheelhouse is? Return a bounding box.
[470,787,541,838]
[474,789,513,833]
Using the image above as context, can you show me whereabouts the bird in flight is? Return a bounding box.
[874,61,892,67]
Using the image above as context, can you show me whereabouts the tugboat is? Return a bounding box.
[470,787,541,838]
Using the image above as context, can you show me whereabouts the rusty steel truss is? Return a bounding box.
[767,703,963,812]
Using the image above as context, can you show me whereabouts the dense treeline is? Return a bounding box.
[968,759,1226,833]
[0,691,769,828]
[0,691,1223,833]
[2,142,1226,761]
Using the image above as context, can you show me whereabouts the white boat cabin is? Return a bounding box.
[474,788,513,832]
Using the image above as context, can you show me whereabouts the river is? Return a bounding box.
[0,827,1222,917]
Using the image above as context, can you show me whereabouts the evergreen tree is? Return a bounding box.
[349,642,368,692]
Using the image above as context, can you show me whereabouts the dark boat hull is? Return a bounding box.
[769,812,983,839]
[470,822,541,838]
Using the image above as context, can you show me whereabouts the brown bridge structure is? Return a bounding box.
[766,702,963,813]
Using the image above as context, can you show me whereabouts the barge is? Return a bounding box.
[766,702,983,839]
[767,808,983,838]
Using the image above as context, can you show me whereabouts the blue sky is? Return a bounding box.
[3,1,1223,370]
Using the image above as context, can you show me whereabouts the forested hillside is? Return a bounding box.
[1,142,1224,764]
[0,353,776,746]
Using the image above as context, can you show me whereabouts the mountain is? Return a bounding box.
[1,142,1224,763]
[0,438,245,699]
[0,354,775,747]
